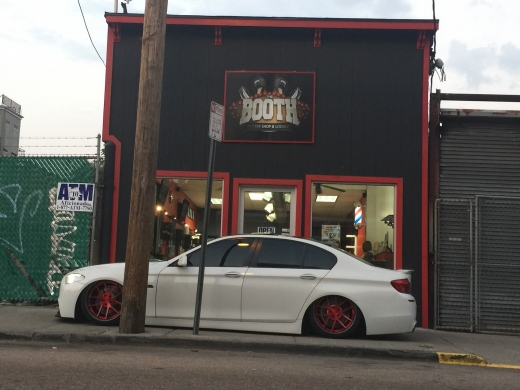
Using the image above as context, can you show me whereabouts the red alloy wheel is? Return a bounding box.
[313,295,356,335]
[85,281,122,322]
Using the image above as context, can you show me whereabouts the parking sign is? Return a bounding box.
[209,101,224,142]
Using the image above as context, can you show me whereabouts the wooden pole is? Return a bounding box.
[119,0,168,334]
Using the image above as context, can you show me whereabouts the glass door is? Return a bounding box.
[238,186,296,236]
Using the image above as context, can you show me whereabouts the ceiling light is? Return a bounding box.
[284,193,291,203]
[237,242,250,247]
[264,203,274,213]
[211,198,222,204]
[249,192,264,200]
[316,195,337,203]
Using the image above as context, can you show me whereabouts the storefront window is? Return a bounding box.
[310,182,395,269]
[239,188,295,235]
[151,177,224,259]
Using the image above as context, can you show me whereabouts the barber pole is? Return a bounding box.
[354,206,363,229]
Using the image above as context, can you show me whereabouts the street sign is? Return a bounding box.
[209,101,224,142]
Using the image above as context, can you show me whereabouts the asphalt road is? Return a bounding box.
[0,341,518,390]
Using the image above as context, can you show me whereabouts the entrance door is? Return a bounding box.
[238,186,296,236]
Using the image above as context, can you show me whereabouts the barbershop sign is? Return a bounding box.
[224,71,315,143]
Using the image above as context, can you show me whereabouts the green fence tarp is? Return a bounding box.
[0,157,94,302]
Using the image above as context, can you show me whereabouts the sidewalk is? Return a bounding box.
[1,304,519,368]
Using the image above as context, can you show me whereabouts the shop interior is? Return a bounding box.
[149,178,395,269]
[151,177,223,260]
[310,182,395,269]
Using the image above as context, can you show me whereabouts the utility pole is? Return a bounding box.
[119,0,169,334]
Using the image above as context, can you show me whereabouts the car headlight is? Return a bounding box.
[62,273,85,285]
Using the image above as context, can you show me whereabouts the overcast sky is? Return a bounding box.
[1,0,519,155]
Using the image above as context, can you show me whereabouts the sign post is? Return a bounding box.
[193,102,224,335]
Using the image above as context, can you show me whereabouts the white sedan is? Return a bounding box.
[58,235,416,338]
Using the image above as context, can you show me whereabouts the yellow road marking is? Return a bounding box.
[437,353,520,370]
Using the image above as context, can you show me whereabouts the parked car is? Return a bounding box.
[58,235,416,338]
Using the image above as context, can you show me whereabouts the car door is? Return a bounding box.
[241,238,334,323]
[155,237,256,321]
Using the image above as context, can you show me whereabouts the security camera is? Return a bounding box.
[435,58,444,69]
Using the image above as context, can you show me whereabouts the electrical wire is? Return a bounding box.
[77,0,106,67]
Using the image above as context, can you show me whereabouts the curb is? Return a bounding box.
[0,331,439,363]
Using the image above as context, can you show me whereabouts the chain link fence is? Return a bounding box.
[0,157,95,302]
[435,196,520,335]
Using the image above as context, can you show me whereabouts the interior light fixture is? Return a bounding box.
[262,192,273,202]
[284,193,291,203]
[248,192,264,201]
[211,198,222,204]
[237,242,250,247]
[264,203,274,213]
[266,212,277,222]
[164,211,168,215]
[156,205,163,211]
[316,195,338,203]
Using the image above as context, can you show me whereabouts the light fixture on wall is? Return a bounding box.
[381,215,394,228]
[266,212,277,222]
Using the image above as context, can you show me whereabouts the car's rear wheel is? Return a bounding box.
[309,295,360,338]
[81,280,123,326]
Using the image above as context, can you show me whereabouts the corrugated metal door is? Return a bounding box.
[436,120,520,334]
[439,122,520,199]
[476,196,520,334]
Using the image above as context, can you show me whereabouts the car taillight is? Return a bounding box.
[391,279,411,294]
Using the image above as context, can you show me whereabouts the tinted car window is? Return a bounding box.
[303,244,337,270]
[187,238,254,267]
[256,239,305,269]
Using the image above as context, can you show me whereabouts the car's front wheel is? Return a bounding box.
[81,280,123,326]
[309,295,360,338]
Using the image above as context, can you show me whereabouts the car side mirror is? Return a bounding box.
[178,254,188,267]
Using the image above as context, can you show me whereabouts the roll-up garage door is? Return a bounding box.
[439,121,520,199]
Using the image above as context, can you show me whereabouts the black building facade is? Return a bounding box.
[101,14,437,327]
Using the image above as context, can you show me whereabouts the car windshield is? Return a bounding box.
[303,238,374,266]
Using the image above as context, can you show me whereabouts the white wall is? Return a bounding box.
[365,185,394,253]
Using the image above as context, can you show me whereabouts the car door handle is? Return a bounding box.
[300,274,317,280]
[225,272,242,278]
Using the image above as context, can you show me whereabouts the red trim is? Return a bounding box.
[304,175,403,270]
[421,37,431,328]
[223,71,316,144]
[231,178,303,236]
[156,170,230,236]
[102,25,120,263]
[105,14,439,31]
